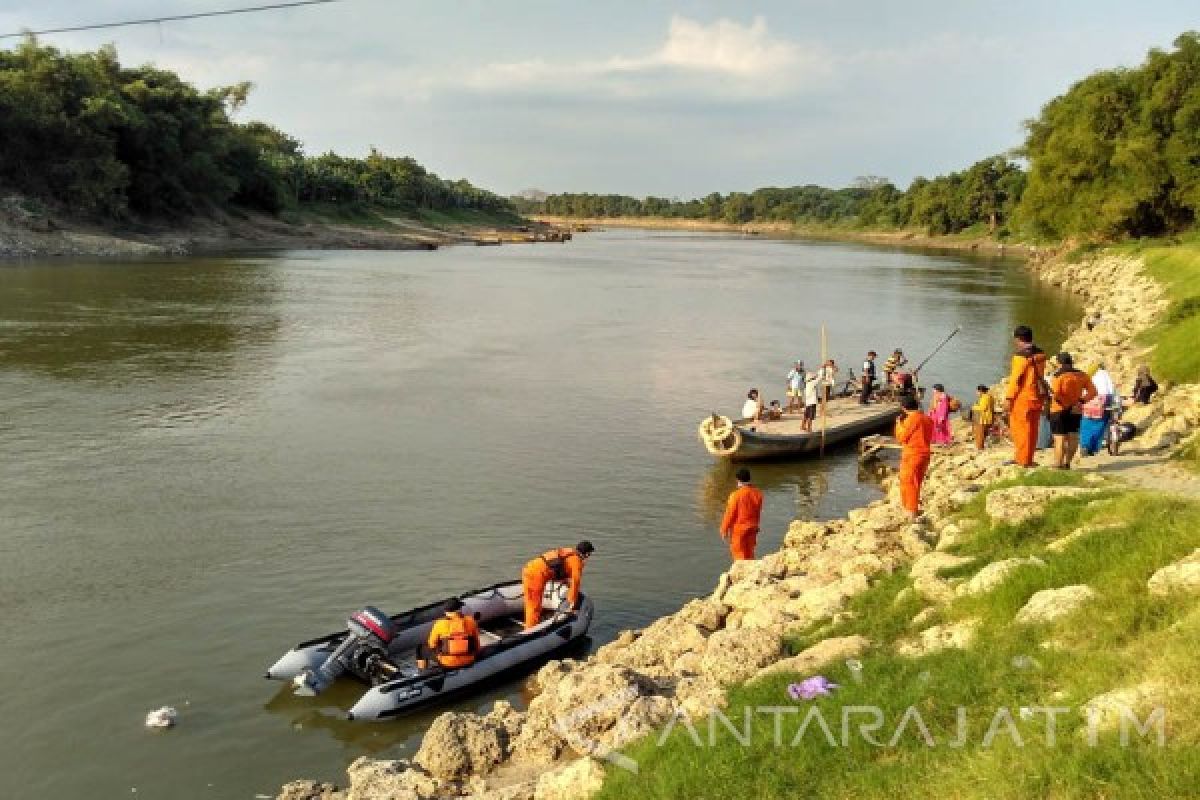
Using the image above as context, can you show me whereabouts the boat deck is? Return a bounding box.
[737,397,899,436]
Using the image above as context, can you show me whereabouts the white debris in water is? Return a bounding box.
[144,706,178,729]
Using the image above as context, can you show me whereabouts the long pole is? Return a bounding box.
[914,326,962,376]
[819,324,828,457]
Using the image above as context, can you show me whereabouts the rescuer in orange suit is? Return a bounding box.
[521,541,594,629]
[417,597,480,670]
[720,468,764,561]
[1005,325,1049,467]
[895,394,934,520]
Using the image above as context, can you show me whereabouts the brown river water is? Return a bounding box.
[0,230,1077,798]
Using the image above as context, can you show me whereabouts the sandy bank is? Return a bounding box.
[277,248,1200,800]
[0,199,557,259]
[533,214,1043,259]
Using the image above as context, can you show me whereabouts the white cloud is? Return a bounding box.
[379,15,832,102]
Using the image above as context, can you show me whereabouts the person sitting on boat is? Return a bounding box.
[765,400,784,420]
[720,468,763,561]
[521,541,594,629]
[786,361,806,413]
[417,598,480,670]
[883,349,907,387]
[742,388,764,422]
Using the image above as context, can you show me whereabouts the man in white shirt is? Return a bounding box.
[742,388,763,422]
[802,371,821,431]
[786,361,805,413]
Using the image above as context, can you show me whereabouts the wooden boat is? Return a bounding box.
[698,397,902,461]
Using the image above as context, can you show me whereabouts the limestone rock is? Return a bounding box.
[533,758,606,800]
[511,663,659,766]
[673,675,727,719]
[1014,585,1098,625]
[985,487,1099,525]
[909,607,938,629]
[611,618,709,671]
[343,758,440,800]
[414,714,505,782]
[675,597,727,632]
[1080,682,1168,735]
[781,573,869,627]
[486,701,527,757]
[699,627,784,685]
[896,619,980,657]
[957,557,1046,597]
[1046,522,1120,553]
[911,551,974,582]
[1147,549,1200,596]
[753,635,870,681]
[784,520,828,548]
[277,781,343,800]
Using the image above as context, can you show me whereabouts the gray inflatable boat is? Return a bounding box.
[265,580,593,721]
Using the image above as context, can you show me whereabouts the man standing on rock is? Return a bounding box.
[720,468,763,561]
[895,395,934,520]
[1005,325,1049,467]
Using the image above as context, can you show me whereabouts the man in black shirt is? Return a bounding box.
[860,351,877,405]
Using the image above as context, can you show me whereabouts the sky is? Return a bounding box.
[1,1,1197,198]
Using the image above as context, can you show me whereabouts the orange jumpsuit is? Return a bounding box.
[895,411,934,515]
[426,612,480,668]
[1006,350,1048,466]
[721,484,764,561]
[521,547,584,629]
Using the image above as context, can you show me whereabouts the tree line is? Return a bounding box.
[528,32,1200,241]
[0,39,513,219]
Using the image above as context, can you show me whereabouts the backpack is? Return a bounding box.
[1024,355,1052,409]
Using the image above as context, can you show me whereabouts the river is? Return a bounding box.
[0,230,1077,798]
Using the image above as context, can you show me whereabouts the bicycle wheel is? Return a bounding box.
[1106,426,1121,456]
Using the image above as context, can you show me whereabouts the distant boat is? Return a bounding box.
[698,397,901,461]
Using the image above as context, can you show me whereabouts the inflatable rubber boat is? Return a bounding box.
[265,580,593,721]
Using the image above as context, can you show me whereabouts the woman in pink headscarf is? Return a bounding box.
[929,383,953,446]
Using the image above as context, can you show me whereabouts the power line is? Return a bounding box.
[1,0,342,40]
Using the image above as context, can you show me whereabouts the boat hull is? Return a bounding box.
[702,401,900,462]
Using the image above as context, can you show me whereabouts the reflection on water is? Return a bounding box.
[0,233,1080,799]
[695,459,834,526]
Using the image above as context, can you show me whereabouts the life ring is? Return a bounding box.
[699,413,734,442]
[698,415,741,455]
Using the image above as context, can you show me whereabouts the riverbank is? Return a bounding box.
[277,247,1200,800]
[532,214,1043,259]
[0,196,556,258]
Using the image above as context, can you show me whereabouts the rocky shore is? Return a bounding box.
[278,250,1200,800]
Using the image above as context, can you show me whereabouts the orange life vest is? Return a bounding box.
[432,613,478,666]
[536,547,578,581]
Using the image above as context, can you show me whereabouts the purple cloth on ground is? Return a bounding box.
[788,676,839,700]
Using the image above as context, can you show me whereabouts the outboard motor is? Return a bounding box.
[293,606,396,696]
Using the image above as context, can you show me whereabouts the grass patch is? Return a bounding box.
[413,206,525,228]
[1174,434,1200,474]
[597,479,1200,800]
[1116,237,1200,384]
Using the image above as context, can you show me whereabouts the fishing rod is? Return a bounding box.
[913,326,962,376]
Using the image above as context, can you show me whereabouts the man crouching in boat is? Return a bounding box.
[521,541,594,629]
[417,598,480,670]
